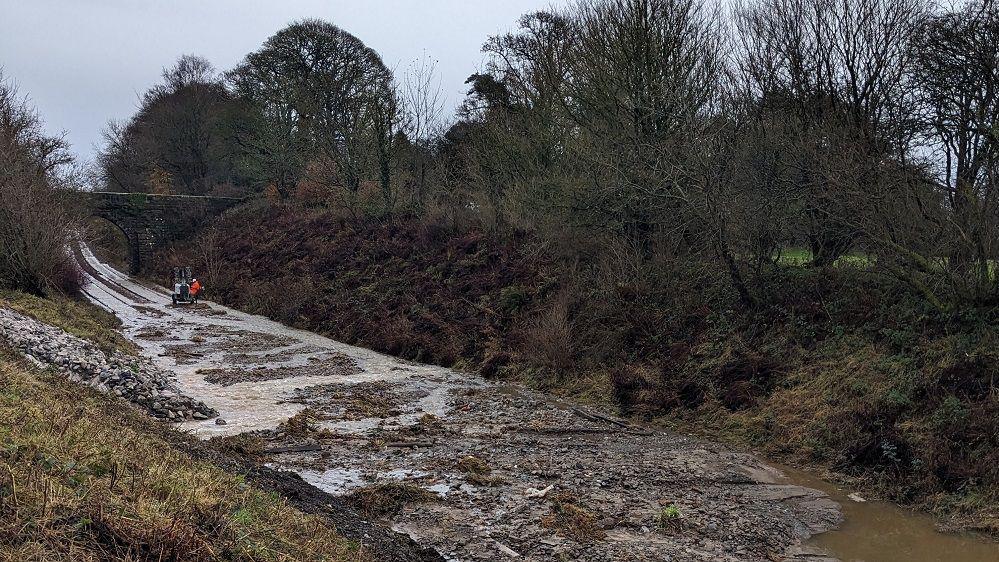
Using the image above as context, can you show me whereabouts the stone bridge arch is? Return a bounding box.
[79,192,244,274]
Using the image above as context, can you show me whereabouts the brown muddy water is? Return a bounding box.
[779,466,999,562]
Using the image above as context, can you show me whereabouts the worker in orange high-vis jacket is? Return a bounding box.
[190,278,202,303]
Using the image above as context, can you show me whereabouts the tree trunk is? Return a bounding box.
[950,174,977,273]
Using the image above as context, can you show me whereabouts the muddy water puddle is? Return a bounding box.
[776,465,999,561]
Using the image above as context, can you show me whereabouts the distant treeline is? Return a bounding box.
[101,0,999,310]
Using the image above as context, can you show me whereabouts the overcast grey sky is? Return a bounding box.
[0,0,562,162]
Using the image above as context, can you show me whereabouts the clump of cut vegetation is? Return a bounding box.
[455,455,490,475]
[280,407,333,439]
[343,391,397,420]
[541,491,606,543]
[454,455,503,486]
[416,413,444,432]
[464,472,503,487]
[0,352,365,561]
[345,483,438,518]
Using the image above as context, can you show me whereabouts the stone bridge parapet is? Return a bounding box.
[77,191,243,273]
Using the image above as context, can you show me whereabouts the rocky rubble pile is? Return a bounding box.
[0,307,216,422]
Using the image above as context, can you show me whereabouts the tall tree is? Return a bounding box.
[469,0,724,241]
[99,55,246,196]
[735,0,926,265]
[400,54,446,210]
[915,0,999,295]
[227,19,397,205]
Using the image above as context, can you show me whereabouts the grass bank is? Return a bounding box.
[0,350,367,561]
[150,203,998,535]
[0,290,136,355]
[0,291,376,560]
[155,202,542,369]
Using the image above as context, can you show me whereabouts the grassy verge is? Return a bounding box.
[0,351,367,561]
[0,290,136,355]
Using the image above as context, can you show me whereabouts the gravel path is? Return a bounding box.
[11,244,843,561]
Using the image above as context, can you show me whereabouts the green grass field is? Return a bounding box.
[775,248,872,268]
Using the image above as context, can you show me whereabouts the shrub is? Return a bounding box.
[519,297,575,372]
[0,74,82,296]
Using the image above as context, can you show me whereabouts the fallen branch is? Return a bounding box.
[385,441,434,448]
[570,407,631,429]
[521,427,654,437]
[262,444,324,454]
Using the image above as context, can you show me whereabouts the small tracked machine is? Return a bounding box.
[171,267,197,305]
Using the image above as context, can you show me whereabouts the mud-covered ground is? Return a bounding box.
[76,244,841,561]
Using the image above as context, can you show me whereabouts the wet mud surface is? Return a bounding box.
[76,244,842,561]
[264,382,841,561]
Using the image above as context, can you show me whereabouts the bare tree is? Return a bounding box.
[0,72,82,295]
[914,0,999,301]
[734,0,927,266]
[401,53,446,209]
[560,0,725,251]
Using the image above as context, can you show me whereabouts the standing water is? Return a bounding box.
[779,465,999,561]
